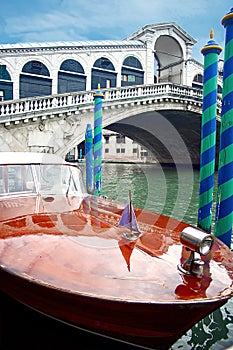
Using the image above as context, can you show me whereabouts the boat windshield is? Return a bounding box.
[36,164,86,195]
[0,163,86,197]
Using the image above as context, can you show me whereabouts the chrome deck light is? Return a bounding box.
[178,227,214,277]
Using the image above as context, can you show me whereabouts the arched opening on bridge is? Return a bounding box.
[192,73,203,89]
[105,109,202,166]
[154,35,183,84]
[192,72,222,93]
[0,65,13,101]
[121,56,144,86]
[58,59,86,93]
[91,57,116,89]
[20,60,52,98]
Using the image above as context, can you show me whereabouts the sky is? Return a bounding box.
[0,0,233,63]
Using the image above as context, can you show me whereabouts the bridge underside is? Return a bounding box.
[106,110,219,168]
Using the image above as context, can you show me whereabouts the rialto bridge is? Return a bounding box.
[0,83,222,166]
[0,21,223,166]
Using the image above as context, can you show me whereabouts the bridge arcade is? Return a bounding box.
[0,22,203,101]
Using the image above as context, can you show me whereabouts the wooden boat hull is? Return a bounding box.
[0,154,232,350]
[0,265,229,350]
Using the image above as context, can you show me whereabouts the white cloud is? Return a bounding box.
[1,0,232,61]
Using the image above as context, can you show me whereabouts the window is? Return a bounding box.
[193,74,203,83]
[0,165,35,195]
[123,56,143,70]
[141,151,148,156]
[192,74,203,89]
[104,136,109,144]
[93,57,115,71]
[116,135,125,143]
[128,75,135,82]
[121,74,136,82]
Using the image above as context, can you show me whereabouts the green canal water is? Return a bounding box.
[99,162,233,350]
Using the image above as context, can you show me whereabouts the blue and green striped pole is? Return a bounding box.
[93,84,104,196]
[214,8,233,247]
[198,30,222,233]
[85,123,93,194]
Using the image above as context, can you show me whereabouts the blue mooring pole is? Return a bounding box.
[85,123,93,194]
[198,30,222,233]
[214,8,233,247]
[93,84,104,196]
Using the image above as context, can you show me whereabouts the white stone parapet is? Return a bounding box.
[0,83,222,125]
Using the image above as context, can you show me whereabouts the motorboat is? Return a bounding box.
[0,152,232,350]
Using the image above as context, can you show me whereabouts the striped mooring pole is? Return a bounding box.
[197,30,222,233]
[85,123,93,194]
[93,84,104,196]
[214,8,233,247]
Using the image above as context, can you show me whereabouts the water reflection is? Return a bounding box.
[101,163,233,350]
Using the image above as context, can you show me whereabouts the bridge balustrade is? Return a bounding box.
[0,83,222,122]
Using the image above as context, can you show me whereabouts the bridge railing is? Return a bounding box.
[0,83,222,119]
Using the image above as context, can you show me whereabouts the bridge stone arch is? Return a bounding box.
[102,100,203,166]
[105,110,202,166]
[57,95,204,166]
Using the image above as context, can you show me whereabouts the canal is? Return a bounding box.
[101,162,233,350]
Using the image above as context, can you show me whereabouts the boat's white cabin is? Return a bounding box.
[0,152,86,197]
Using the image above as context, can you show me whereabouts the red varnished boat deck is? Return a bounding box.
[0,194,232,349]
